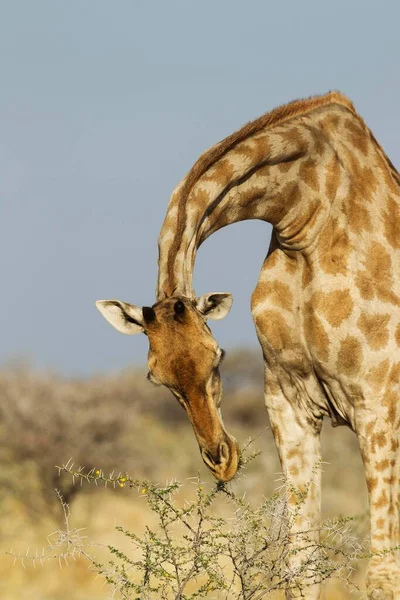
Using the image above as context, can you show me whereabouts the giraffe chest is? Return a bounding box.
[251,280,356,427]
[251,244,400,428]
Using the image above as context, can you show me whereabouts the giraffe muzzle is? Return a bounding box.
[200,436,239,482]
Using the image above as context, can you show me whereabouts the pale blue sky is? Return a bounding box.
[1,0,399,375]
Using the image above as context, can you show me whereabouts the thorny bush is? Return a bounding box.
[8,451,364,600]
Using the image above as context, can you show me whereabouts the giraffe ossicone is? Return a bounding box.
[97,91,400,599]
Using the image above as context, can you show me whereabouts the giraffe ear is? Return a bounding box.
[95,300,144,335]
[196,293,233,321]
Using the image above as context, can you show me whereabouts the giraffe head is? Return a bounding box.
[96,293,239,482]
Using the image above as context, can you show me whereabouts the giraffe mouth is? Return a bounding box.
[199,435,240,482]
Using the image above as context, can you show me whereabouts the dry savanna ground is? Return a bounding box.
[0,350,369,599]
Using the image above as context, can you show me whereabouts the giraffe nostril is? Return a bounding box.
[202,448,217,469]
[219,441,230,464]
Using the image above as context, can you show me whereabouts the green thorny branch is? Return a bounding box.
[8,442,366,599]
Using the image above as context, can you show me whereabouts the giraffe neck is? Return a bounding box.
[156,95,360,299]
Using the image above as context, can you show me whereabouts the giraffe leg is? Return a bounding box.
[265,384,322,600]
[355,412,400,600]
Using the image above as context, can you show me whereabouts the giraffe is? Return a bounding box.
[96,91,400,599]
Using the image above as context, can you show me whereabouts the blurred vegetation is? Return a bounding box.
[0,349,369,599]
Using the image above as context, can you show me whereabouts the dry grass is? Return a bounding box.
[0,350,369,598]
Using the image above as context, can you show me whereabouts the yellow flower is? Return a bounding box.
[141,488,146,494]
[120,476,127,483]
[95,470,100,476]
[119,482,125,488]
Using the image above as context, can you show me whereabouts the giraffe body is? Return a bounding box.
[97,92,400,598]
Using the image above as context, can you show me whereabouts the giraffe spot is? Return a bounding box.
[284,254,298,275]
[395,324,400,347]
[355,271,374,301]
[312,289,354,327]
[287,448,302,460]
[355,242,400,306]
[267,195,292,225]
[266,281,294,311]
[367,477,378,492]
[270,423,283,446]
[190,186,211,211]
[357,312,391,350]
[366,421,375,436]
[346,152,378,196]
[289,465,300,477]
[318,218,351,276]
[336,335,362,377]
[383,475,396,486]
[234,134,270,164]
[234,142,257,162]
[278,160,293,173]
[373,533,388,542]
[343,189,372,234]
[201,157,235,186]
[279,126,304,150]
[375,489,389,509]
[383,195,400,250]
[319,113,341,133]
[312,129,326,155]
[252,280,293,312]
[325,155,342,199]
[252,135,271,162]
[375,518,385,529]
[301,256,315,289]
[251,285,265,309]
[254,309,293,351]
[366,359,390,391]
[298,157,319,192]
[388,361,400,384]
[375,459,390,472]
[382,389,397,425]
[268,182,300,226]
[347,382,364,399]
[371,431,387,453]
[376,432,387,448]
[345,118,370,155]
[263,250,279,270]
[304,302,330,363]
[238,182,265,212]
[302,266,312,289]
